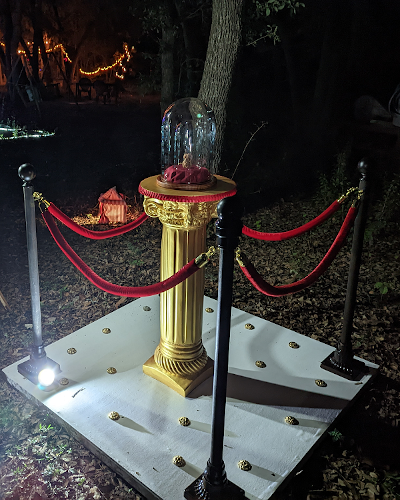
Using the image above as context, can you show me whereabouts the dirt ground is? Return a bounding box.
[0,90,399,499]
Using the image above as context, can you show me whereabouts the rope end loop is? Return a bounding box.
[195,246,216,268]
[235,248,248,267]
[351,189,364,208]
[33,192,50,209]
[337,187,359,204]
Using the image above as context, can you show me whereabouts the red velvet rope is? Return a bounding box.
[42,211,200,297]
[47,203,148,240]
[238,205,358,296]
[242,200,341,241]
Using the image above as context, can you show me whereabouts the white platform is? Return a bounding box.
[3,296,378,500]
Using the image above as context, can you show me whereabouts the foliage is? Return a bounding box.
[364,173,400,245]
[126,241,145,266]
[243,0,305,47]
[328,428,344,442]
[131,2,177,34]
[136,61,162,96]
[0,0,136,88]
[374,281,390,296]
[130,0,211,96]
[315,143,352,209]
[315,146,400,268]
[255,0,305,17]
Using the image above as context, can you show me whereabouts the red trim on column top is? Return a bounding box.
[139,175,237,203]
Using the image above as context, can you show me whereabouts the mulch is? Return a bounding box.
[0,91,399,500]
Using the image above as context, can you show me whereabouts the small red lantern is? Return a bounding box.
[98,187,127,223]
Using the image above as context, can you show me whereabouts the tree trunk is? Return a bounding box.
[30,0,49,84]
[0,0,24,99]
[198,0,243,172]
[31,0,40,82]
[4,0,23,87]
[69,21,95,84]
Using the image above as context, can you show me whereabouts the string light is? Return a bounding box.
[0,128,55,140]
[0,41,134,79]
[79,52,125,76]
[52,43,72,63]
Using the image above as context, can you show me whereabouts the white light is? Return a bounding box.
[38,367,55,386]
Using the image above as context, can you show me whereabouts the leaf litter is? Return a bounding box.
[1,194,399,499]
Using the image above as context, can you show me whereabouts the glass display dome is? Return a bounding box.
[158,97,216,190]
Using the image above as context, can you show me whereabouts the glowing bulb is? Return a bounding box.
[38,367,55,386]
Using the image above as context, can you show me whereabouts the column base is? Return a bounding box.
[143,356,214,397]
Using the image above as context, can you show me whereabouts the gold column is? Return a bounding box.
[142,198,218,396]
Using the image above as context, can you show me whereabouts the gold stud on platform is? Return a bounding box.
[59,378,69,385]
[315,379,327,387]
[107,367,117,374]
[255,360,266,368]
[172,456,186,467]
[285,416,299,425]
[289,342,299,349]
[102,328,111,334]
[238,460,252,471]
[108,411,120,421]
[245,323,255,330]
[67,348,77,354]
[178,417,191,426]
[205,307,214,313]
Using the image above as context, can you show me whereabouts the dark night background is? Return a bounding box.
[1,0,400,206]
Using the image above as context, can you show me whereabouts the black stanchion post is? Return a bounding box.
[17,164,61,387]
[321,159,370,380]
[184,196,247,500]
